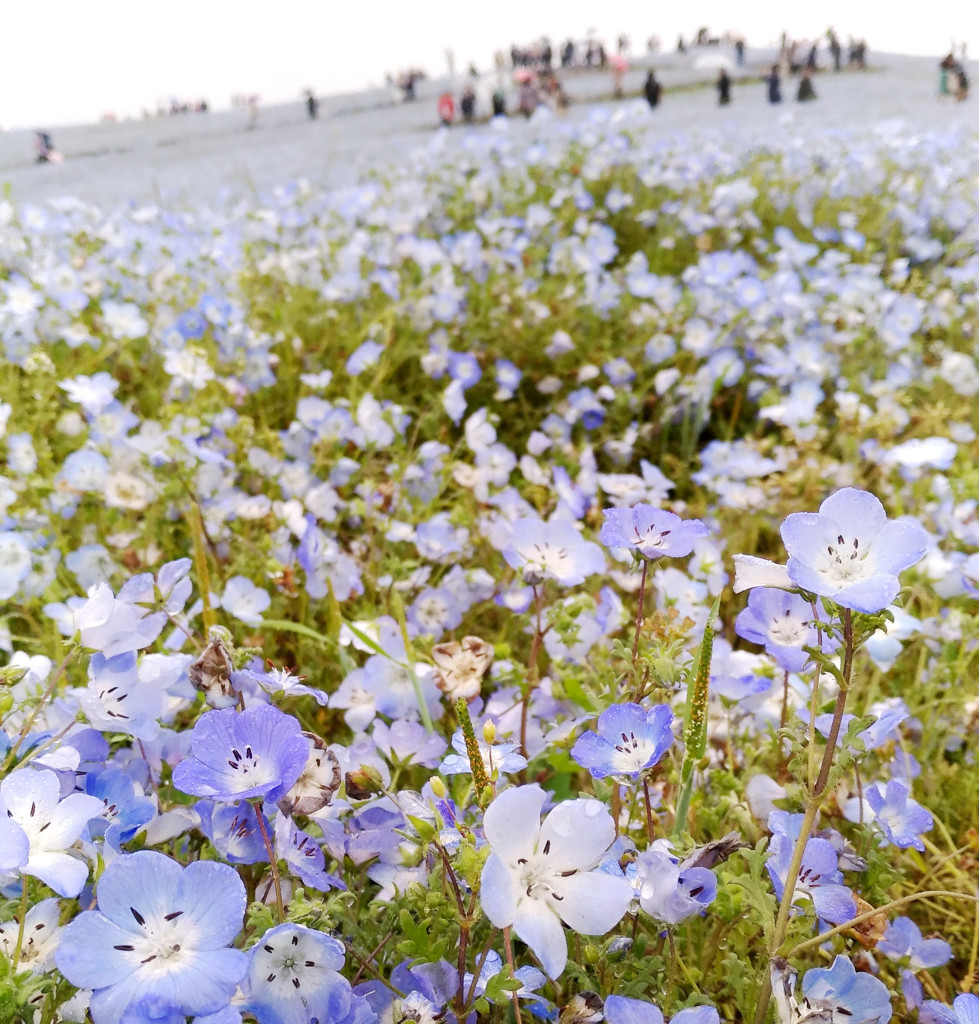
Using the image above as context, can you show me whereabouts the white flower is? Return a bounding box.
[480,784,633,977]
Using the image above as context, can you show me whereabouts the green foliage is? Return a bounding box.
[0,954,49,1024]
[392,883,458,964]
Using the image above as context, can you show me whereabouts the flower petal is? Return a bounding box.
[732,555,794,594]
[537,799,615,872]
[512,899,567,978]
[480,853,518,928]
[548,870,633,934]
[482,785,545,865]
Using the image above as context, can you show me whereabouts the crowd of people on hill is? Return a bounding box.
[432,24,885,124]
[31,23,969,161]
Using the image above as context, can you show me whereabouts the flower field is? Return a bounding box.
[0,101,977,1024]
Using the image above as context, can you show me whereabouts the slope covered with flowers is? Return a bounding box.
[0,104,977,1024]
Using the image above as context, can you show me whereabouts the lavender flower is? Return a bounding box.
[571,703,675,781]
[601,505,709,560]
[503,517,605,587]
[780,488,928,613]
[172,705,309,803]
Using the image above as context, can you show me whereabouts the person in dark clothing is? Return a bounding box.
[305,91,319,120]
[797,67,817,102]
[716,68,731,105]
[827,30,842,71]
[643,70,662,108]
[492,84,507,116]
[765,65,782,103]
[955,62,969,100]
[460,86,476,123]
[35,132,56,162]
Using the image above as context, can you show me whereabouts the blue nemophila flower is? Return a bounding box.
[604,995,720,1024]
[275,814,344,892]
[82,650,166,741]
[865,778,933,851]
[242,923,351,1024]
[766,832,856,926]
[878,916,952,969]
[0,530,34,599]
[55,850,247,1024]
[503,516,605,587]
[772,956,889,1024]
[220,575,271,628]
[85,765,156,852]
[734,588,831,673]
[632,844,717,925]
[480,784,633,977]
[172,705,309,803]
[463,948,545,1003]
[0,767,102,897]
[601,505,709,561]
[949,994,979,1024]
[571,703,675,781]
[390,958,459,1015]
[780,488,928,613]
[441,724,527,779]
[196,800,270,864]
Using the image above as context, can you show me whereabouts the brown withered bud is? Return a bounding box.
[188,629,236,709]
[277,733,341,818]
[344,766,385,801]
[847,896,888,950]
[679,831,749,871]
[431,636,493,702]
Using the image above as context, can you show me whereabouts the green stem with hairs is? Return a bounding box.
[673,597,719,836]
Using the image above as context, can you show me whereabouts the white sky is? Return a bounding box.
[0,1,974,128]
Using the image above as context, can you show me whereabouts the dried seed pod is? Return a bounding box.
[431,635,493,701]
[277,732,341,817]
[188,630,236,709]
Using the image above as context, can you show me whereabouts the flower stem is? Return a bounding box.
[502,926,524,1024]
[253,804,284,923]
[11,881,29,969]
[643,776,656,843]
[789,889,979,956]
[462,928,500,1015]
[753,608,854,1024]
[188,502,216,634]
[7,649,76,764]
[631,559,649,667]
[665,928,678,1010]
[520,586,546,760]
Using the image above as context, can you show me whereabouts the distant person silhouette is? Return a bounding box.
[305,90,319,120]
[797,67,817,102]
[437,91,455,126]
[765,65,782,103]
[460,86,476,123]
[717,68,731,105]
[643,70,662,108]
[35,131,61,163]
